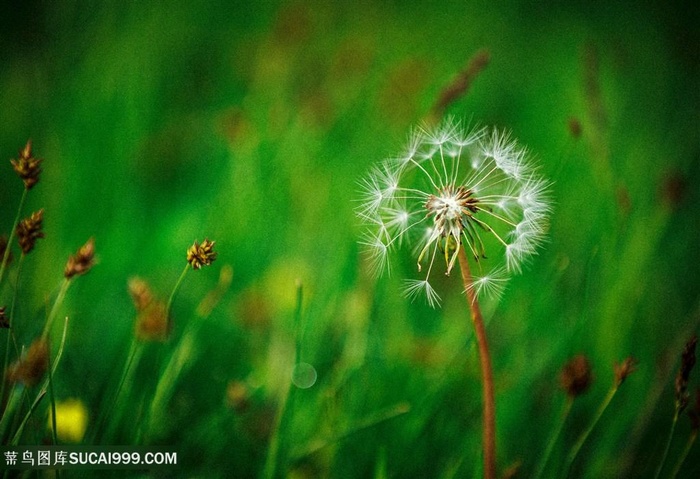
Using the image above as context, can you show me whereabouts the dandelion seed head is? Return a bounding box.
[357,118,551,307]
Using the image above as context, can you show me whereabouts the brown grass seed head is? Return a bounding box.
[135,300,169,342]
[7,337,49,387]
[560,354,593,398]
[10,140,42,190]
[17,209,45,254]
[128,277,169,341]
[614,357,638,387]
[187,239,217,270]
[128,277,154,312]
[64,238,96,279]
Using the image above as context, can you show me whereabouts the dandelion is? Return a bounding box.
[358,118,551,479]
[358,117,551,306]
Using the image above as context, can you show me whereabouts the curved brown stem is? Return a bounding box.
[457,248,496,479]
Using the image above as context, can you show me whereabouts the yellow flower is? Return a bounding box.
[49,399,89,443]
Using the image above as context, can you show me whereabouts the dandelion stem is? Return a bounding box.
[565,384,618,477]
[653,409,679,479]
[533,397,573,479]
[669,428,697,478]
[0,188,28,285]
[457,248,496,479]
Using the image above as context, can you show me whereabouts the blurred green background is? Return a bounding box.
[1,0,699,477]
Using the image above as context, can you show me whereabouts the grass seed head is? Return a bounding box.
[10,140,42,190]
[64,237,96,279]
[17,209,45,254]
[614,357,638,387]
[187,238,217,270]
[134,300,169,342]
[128,276,169,341]
[128,277,154,312]
[560,354,593,398]
[7,337,49,387]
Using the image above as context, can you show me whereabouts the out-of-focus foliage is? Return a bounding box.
[1,0,698,477]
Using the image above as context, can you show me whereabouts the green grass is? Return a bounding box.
[1,0,699,477]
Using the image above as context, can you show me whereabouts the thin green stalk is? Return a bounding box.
[534,398,573,479]
[47,343,59,446]
[134,264,190,441]
[291,402,411,460]
[263,281,304,479]
[143,266,232,442]
[0,254,25,411]
[165,264,190,332]
[0,384,23,440]
[669,429,697,478]
[566,385,618,476]
[11,316,69,445]
[653,409,680,479]
[94,338,143,442]
[42,278,71,338]
[0,188,28,286]
[141,333,195,442]
[130,263,199,443]
[0,330,11,413]
[293,280,303,364]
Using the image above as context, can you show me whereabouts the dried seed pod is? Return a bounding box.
[614,357,638,387]
[10,140,42,190]
[17,209,45,254]
[560,355,593,398]
[7,338,49,387]
[64,238,96,279]
[187,239,217,270]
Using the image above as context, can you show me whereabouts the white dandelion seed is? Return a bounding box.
[402,279,442,308]
[466,267,510,301]
[357,118,551,307]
